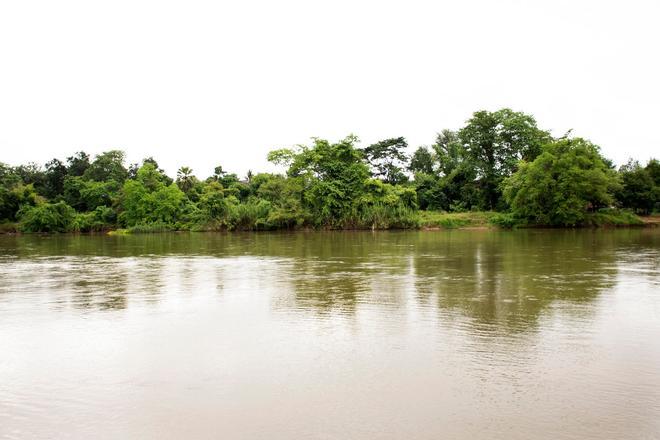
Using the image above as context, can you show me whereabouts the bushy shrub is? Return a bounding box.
[503,138,620,226]
[119,167,186,227]
[0,183,40,221]
[73,206,116,232]
[489,212,520,229]
[615,160,659,214]
[228,199,272,230]
[354,180,419,229]
[357,204,419,229]
[18,201,76,232]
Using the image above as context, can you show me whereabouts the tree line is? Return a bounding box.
[1,108,658,233]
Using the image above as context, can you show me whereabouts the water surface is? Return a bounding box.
[1,230,659,439]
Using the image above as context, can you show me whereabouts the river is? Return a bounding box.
[1,229,659,439]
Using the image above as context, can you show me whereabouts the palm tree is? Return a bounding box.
[176,166,195,193]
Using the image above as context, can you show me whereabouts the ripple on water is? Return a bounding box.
[0,230,659,440]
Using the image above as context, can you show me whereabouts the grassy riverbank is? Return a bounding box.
[3,210,654,235]
[419,210,650,230]
[104,209,653,234]
[419,211,499,229]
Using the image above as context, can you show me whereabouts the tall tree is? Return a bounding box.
[84,150,128,183]
[408,146,434,174]
[176,166,197,194]
[43,158,68,199]
[433,129,466,176]
[362,137,409,185]
[66,151,90,177]
[142,157,173,185]
[459,109,551,209]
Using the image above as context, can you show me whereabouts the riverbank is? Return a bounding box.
[419,211,501,229]
[419,210,654,230]
[2,210,657,235]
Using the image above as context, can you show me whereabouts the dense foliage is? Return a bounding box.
[0,109,656,233]
[615,159,659,215]
[502,138,621,226]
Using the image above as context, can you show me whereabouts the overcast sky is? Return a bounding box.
[1,0,658,178]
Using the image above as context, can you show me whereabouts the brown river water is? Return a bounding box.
[0,229,659,439]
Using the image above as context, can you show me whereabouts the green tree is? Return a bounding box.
[0,163,21,188]
[648,159,660,212]
[119,163,186,226]
[433,129,466,176]
[127,162,139,180]
[176,166,197,194]
[84,150,128,183]
[141,157,173,185]
[441,164,482,212]
[15,162,46,194]
[43,158,68,199]
[0,163,40,220]
[503,138,620,226]
[459,109,551,209]
[66,151,90,177]
[267,136,418,228]
[408,147,434,174]
[136,162,169,191]
[63,176,120,211]
[0,183,40,221]
[209,165,240,189]
[270,136,371,227]
[362,137,409,184]
[256,174,305,228]
[18,201,76,232]
[646,159,660,184]
[616,159,658,214]
[197,181,230,221]
[357,179,419,228]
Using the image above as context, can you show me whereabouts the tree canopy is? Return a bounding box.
[0,109,655,233]
[362,137,409,185]
[459,109,551,209]
[503,138,621,226]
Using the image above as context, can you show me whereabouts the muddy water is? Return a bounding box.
[1,229,659,439]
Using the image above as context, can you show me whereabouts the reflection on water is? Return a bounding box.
[0,229,659,439]
[0,231,645,321]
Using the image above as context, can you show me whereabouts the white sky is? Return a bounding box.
[1,0,658,178]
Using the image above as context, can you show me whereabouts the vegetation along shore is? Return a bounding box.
[1,109,658,234]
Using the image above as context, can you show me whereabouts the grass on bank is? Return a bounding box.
[582,209,644,226]
[418,211,500,229]
[94,209,652,234]
[418,209,646,229]
[4,210,651,235]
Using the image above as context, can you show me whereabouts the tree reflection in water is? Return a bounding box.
[0,229,656,327]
